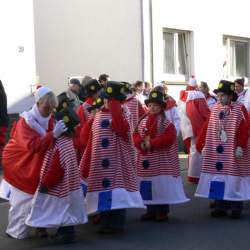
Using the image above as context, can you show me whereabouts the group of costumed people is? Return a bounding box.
[0,75,250,242]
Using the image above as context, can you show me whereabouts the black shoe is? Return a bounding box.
[35,228,49,238]
[210,210,227,218]
[140,213,155,221]
[98,227,124,234]
[52,233,76,244]
[209,201,216,209]
[231,211,241,219]
[155,213,169,222]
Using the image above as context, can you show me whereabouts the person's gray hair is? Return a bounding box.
[38,91,58,108]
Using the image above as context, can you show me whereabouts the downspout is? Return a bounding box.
[149,0,154,84]
[141,0,154,84]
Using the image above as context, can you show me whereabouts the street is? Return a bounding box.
[0,156,250,250]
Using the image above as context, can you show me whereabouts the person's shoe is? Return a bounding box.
[92,214,101,225]
[52,232,76,244]
[209,201,216,209]
[140,213,155,221]
[98,227,124,234]
[231,211,241,219]
[155,213,169,222]
[210,209,227,218]
[35,228,49,238]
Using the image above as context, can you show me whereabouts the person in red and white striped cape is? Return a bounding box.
[195,80,250,219]
[153,83,180,135]
[178,76,210,183]
[122,82,147,131]
[0,87,67,239]
[80,81,144,234]
[133,90,189,222]
[26,92,87,242]
[75,79,102,159]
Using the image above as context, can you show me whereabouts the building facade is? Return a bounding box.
[1,0,250,113]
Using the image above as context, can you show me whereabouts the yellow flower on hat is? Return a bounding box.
[120,87,125,93]
[107,87,113,93]
[97,98,102,103]
[218,83,223,89]
[230,84,235,91]
[63,115,70,123]
[152,92,157,98]
[90,85,96,90]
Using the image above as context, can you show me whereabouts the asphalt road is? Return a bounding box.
[0,156,250,250]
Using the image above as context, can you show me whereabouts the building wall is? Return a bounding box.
[33,0,143,94]
[0,0,36,113]
[147,0,250,100]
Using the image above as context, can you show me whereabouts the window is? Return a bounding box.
[163,29,191,81]
[223,36,250,78]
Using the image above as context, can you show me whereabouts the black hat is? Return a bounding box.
[55,92,80,135]
[87,96,104,113]
[103,81,127,101]
[145,90,166,106]
[213,80,238,101]
[85,79,103,97]
[69,78,81,87]
[121,81,132,94]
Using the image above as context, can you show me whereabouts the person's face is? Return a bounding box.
[148,102,162,114]
[100,78,110,87]
[136,84,144,94]
[37,101,54,117]
[162,85,168,95]
[199,84,209,95]
[235,82,243,94]
[70,84,81,94]
[217,92,232,106]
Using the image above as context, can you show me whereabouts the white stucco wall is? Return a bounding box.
[0,0,36,113]
[147,0,250,100]
[33,0,143,94]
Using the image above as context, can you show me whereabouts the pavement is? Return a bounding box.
[0,155,250,250]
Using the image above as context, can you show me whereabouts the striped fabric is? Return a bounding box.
[202,102,250,177]
[137,115,180,178]
[83,106,138,193]
[41,136,81,198]
[79,102,91,124]
[124,97,141,130]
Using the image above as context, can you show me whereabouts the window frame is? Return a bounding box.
[223,35,250,79]
[162,28,193,83]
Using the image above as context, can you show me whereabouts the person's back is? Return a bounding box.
[0,80,8,167]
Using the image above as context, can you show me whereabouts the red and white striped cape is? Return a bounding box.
[201,103,249,176]
[124,96,146,131]
[77,101,92,126]
[81,106,144,214]
[26,136,87,227]
[196,102,250,201]
[178,89,210,140]
[136,115,189,204]
[178,89,209,183]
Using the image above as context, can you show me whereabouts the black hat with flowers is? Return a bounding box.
[87,96,104,112]
[85,79,103,97]
[145,90,166,106]
[213,80,238,101]
[121,81,132,94]
[55,92,80,135]
[103,81,127,101]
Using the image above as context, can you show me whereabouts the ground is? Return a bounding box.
[0,155,250,250]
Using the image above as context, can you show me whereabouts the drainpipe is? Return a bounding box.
[141,0,154,84]
[149,0,154,84]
